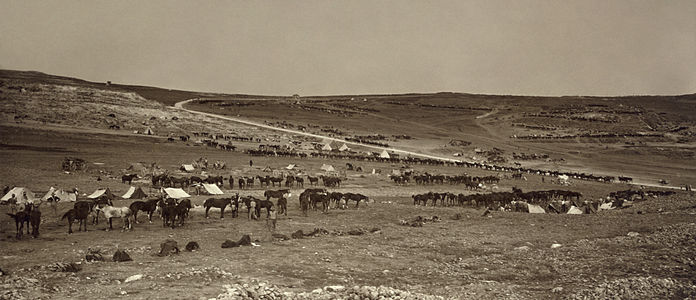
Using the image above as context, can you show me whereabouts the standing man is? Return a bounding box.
[249,160,253,167]
[267,206,277,231]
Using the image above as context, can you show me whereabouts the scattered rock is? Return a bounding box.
[185,241,200,251]
[113,250,132,262]
[347,229,365,236]
[221,240,239,248]
[481,209,491,217]
[552,286,563,293]
[271,233,290,241]
[452,213,462,220]
[237,235,252,246]
[514,246,530,251]
[157,239,180,256]
[222,235,252,248]
[291,230,304,239]
[46,262,82,272]
[0,267,6,276]
[124,274,143,283]
[85,248,105,262]
[627,232,640,237]
[550,244,562,249]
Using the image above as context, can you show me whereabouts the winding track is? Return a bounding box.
[174,99,686,190]
[174,99,462,162]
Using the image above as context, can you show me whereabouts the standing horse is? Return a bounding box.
[204,193,238,219]
[343,193,369,208]
[7,203,31,238]
[159,198,177,227]
[299,192,310,217]
[256,199,274,218]
[29,204,41,238]
[63,201,94,234]
[121,174,139,184]
[277,197,288,216]
[307,176,319,186]
[129,199,159,223]
[310,192,330,212]
[174,199,193,226]
[96,205,133,231]
[264,189,291,201]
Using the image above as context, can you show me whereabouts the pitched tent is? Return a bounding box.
[127,163,149,176]
[87,188,115,200]
[567,206,584,214]
[321,143,333,151]
[202,183,224,195]
[162,188,190,199]
[1,187,36,204]
[180,164,195,172]
[144,127,154,135]
[380,150,390,159]
[320,164,335,172]
[339,144,350,152]
[41,187,77,202]
[527,203,546,214]
[285,164,296,170]
[121,186,148,199]
[599,202,614,210]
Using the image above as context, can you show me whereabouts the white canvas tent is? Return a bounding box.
[567,206,584,214]
[339,144,350,152]
[87,188,116,200]
[162,188,190,199]
[202,183,224,195]
[380,150,390,159]
[599,202,614,210]
[320,164,335,172]
[42,187,77,202]
[527,203,546,214]
[181,164,195,172]
[145,127,154,135]
[285,164,296,170]
[321,143,333,151]
[1,187,37,204]
[121,186,148,199]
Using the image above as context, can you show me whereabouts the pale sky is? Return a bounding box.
[1,0,694,96]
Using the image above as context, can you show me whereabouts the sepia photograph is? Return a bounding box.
[1,1,695,299]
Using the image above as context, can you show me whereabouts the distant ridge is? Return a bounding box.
[1,69,694,106]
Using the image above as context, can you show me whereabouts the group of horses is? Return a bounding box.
[412,188,583,210]
[390,173,499,188]
[61,197,135,233]
[6,202,42,239]
[151,174,224,188]
[298,189,369,216]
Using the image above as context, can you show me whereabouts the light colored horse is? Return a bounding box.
[96,205,134,231]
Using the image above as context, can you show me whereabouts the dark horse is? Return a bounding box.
[256,199,274,218]
[159,198,177,228]
[7,203,32,238]
[62,201,93,234]
[264,189,291,201]
[129,198,159,223]
[121,173,139,185]
[173,199,193,227]
[204,193,239,219]
[277,197,288,216]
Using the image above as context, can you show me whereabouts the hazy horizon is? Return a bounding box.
[1,1,694,97]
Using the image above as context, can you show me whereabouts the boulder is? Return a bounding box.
[272,233,290,241]
[237,234,251,246]
[221,240,239,248]
[185,241,200,251]
[113,250,132,262]
[291,230,304,239]
[85,249,105,262]
[157,239,180,256]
